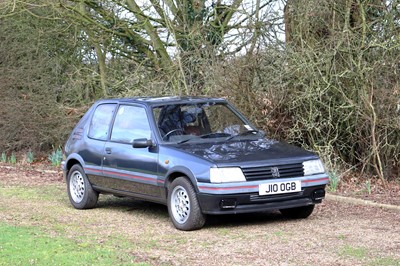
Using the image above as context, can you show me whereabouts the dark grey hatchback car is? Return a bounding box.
[62,97,329,230]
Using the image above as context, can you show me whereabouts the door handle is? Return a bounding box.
[105,147,112,154]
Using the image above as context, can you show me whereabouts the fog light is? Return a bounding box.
[312,189,326,201]
[220,199,237,209]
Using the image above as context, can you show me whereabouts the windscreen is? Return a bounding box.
[153,102,260,143]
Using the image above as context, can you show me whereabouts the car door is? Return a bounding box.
[102,104,160,199]
[82,103,117,185]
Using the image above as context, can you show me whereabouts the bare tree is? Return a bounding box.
[20,0,272,94]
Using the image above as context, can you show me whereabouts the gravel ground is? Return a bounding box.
[0,163,399,265]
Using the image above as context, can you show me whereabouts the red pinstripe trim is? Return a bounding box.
[85,167,102,173]
[85,167,155,182]
[302,177,329,183]
[102,170,154,182]
[198,185,258,191]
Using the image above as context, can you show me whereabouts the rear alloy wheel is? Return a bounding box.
[67,164,98,209]
[280,205,315,219]
[168,177,206,231]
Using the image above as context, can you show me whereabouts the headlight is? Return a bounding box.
[210,167,246,183]
[303,159,325,175]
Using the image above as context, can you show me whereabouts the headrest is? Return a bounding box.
[182,111,196,124]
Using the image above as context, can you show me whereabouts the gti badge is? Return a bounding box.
[271,167,280,178]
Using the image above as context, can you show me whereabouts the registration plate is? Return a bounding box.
[259,180,301,196]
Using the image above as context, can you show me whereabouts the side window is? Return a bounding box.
[111,105,151,143]
[88,104,117,140]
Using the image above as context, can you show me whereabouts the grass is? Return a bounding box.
[216,228,230,236]
[0,185,64,201]
[372,257,400,266]
[1,166,399,266]
[0,223,142,266]
[339,245,400,266]
[0,185,163,264]
[339,245,367,259]
[273,230,285,237]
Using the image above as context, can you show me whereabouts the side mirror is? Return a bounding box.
[132,138,153,148]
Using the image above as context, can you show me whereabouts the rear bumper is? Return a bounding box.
[197,185,326,215]
[61,160,67,181]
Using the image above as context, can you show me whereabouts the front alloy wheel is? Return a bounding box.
[170,185,191,224]
[167,177,206,231]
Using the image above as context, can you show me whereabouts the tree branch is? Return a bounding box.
[125,0,173,70]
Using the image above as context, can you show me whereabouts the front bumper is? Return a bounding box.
[197,185,326,215]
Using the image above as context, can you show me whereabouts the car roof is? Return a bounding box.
[96,96,227,106]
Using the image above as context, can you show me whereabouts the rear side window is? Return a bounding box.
[88,104,117,140]
[111,105,151,143]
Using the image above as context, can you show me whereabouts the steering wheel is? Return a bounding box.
[163,128,185,140]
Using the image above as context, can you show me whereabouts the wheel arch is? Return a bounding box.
[164,166,198,192]
[166,170,206,230]
[64,154,85,178]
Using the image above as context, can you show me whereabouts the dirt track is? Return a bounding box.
[0,164,399,265]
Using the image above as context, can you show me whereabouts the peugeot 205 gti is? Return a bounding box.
[62,97,329,231]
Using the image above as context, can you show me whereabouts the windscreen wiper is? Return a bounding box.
[177,132,231,144]
[225,130,264,141]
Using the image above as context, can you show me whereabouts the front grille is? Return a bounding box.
[249,191,303,202]
[242,163,304,181]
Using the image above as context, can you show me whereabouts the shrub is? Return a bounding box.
[48,148,63,167]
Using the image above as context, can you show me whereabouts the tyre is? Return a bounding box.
[167,177,206,231]
[67,164,98,209]
[280,205,315,219]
